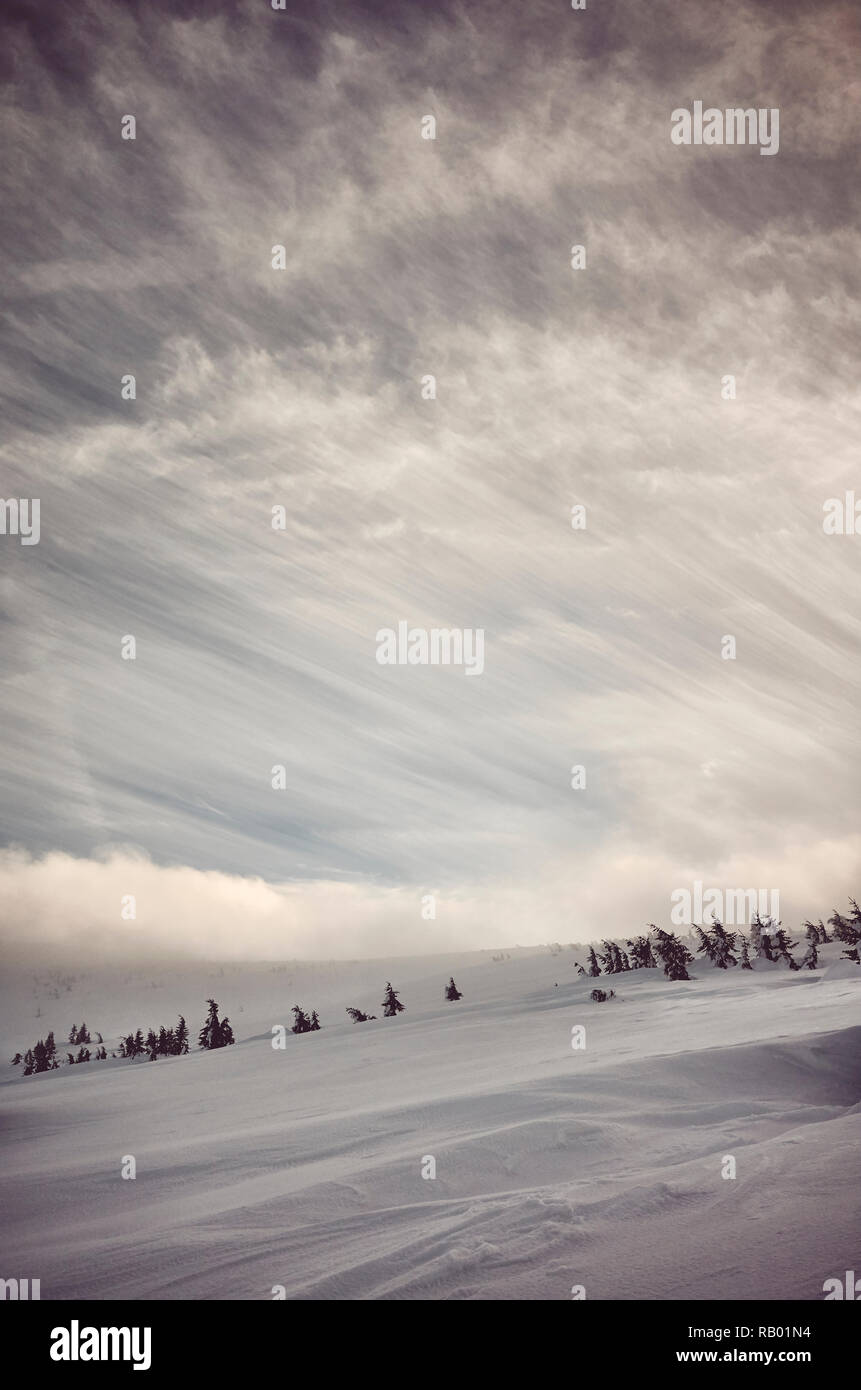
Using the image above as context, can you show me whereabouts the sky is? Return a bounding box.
[1,0,859,961]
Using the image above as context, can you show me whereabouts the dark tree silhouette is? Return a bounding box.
[382,982,405,1017]
[651,927,694,981]
[628,934,657,969]
[291,1006,311,1034]
[199,999,232,1049]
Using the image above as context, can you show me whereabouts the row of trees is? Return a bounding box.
[67,1023,101,1045]
[345,978,462,1024]
[11,1000,234,1074]
[11,977,468,1071]
[290,1006,321,1033]
[119,1016,191,1059]
[11,1030,113,1072]
[576,902,861,982]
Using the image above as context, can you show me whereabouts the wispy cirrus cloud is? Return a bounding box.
[1,0,858,958]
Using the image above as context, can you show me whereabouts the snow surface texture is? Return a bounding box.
[2,946,859,1300]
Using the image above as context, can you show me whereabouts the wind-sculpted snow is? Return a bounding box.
[1,948,859,1300]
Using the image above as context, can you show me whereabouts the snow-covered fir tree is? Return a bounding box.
[650,927,694,981]
[382,982,405,1016]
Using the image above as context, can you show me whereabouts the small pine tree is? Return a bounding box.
[751,914,777,961]
[830,902,861,946]
[598,940,621,974]
[10,1052,22,1066]
[445,977,463,1001]
[772,929,800,970]
[651,927,694,981]
[68,1025,78,1045]
[628,934,657,969]
[308,1012,320,1032]
[221,1016,235,1044]
[586,947,601,978]
[738,937,753,969]
[291,1006,311,1035]
[800,939,819,970]
[175,1016,189,1054]
[382,982,404,1017]
[199,999,229,1049]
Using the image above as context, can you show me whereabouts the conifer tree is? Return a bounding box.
[772,929,800,970]
[586,947,601,977]
[175,1016,189,1054]
[199,999,229,1049]
[221,1016,235,1044]
[10,1052,22,1067]
[291,1006,311,1034]
[751,913,777,960]
[346,1007,374,1023]
[382,982,405,1017]
[650,927,694,981]
[829,902,861,946]
[738,936,752,969]
[800,938,818,970]
[628,934,657,969]
[308,1011,320,1031]
[598,941,620,973]
[445,977,463,1000]
[707,920,738,968]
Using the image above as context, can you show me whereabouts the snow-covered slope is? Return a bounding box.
[1,947,859,1300]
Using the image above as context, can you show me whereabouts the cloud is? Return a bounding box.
[1,0,858,962]
[1,840,858,964]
